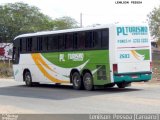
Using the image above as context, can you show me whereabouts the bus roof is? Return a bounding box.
[14,23,149,40]
[14,24,115,40]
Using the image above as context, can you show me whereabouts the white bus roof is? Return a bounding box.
[14,24,115,40]
[14,23,148,40]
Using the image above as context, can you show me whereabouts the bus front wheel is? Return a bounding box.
[72,72,83,90]
[83,72,94,91]
[24,71,32,87]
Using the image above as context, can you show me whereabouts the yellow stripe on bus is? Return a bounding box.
[131,50,140,60]
[32,53,56,72]
[31,53,69,83]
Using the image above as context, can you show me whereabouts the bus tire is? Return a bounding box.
[72,72,83,90]
[83,72,94,91]
[106,83,115,88]
[24,71,33,87]
[116,82,126,88]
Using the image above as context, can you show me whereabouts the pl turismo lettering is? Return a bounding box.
[68,53,84,61]
[117,26,148,36]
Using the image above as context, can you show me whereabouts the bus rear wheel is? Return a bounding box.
[83,72,94,91]
[72,72,83,90]
[24,71,32,87]
[116,82,131,88]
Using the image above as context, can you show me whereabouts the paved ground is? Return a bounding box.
[0,79,160,113]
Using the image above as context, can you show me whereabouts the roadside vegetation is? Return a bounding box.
[0,61,13,78]
[152,51,160,83]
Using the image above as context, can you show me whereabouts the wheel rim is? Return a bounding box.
[84,76,92,89]
[25,74,31,85]
[73,75,80,87]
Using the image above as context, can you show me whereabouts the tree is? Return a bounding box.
[148,6,160,42]
[0,2,78,42]
[53,16,78,30]
[0,2,54,42]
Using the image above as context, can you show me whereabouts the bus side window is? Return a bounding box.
[66,33,73,50]
[43,36,48,51]
[21,38,26,53]
[78,32,85,49]
[85,31,93,48]
[46,35,58,51]
[20,39,22,52]
[48,35,53,51]
[73,33,78,49]
[53,35,58,50]
[101,29,109,49]
[58,34,65,50]
[93,30,101,49]
[32,37,37,52]
[26,38,32,52]
[37,37,43,51]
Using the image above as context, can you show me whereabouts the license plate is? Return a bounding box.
[131,75,138,78]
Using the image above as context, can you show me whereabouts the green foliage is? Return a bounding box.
[0,2,54,42]
[53,16,78,30]
[148,6,160,42]
[0,2,78,42]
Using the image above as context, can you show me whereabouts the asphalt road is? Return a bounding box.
[0,79,160,113]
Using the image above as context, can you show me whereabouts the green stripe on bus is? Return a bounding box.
[42,50,111,85]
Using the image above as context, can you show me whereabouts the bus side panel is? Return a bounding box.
[41,50,111,85]
[15,54,48,83]
[13,65,23,82]
[14,50,111,85]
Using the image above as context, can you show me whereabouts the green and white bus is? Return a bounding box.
[12,23,152,90]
